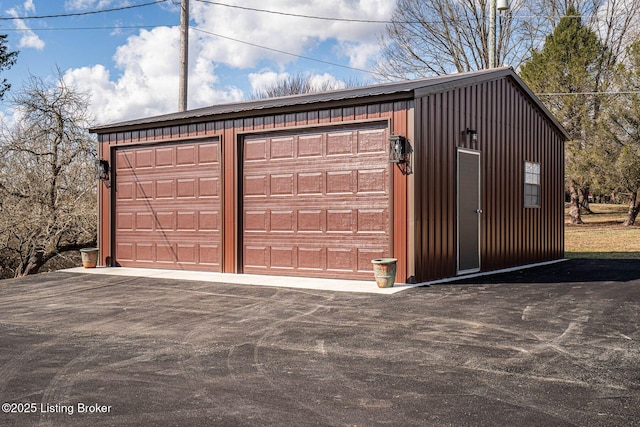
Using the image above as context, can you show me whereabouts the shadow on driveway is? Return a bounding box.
[449,258,640,285]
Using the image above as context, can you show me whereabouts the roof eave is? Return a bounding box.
[89,90,416,134]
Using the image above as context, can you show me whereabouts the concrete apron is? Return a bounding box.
[65,259,566,295]
[64,267,420,294]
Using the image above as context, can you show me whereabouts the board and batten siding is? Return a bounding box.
[98,100,414,282]
[413,76,565,282]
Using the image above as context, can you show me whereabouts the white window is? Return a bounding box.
[524,162,541,207]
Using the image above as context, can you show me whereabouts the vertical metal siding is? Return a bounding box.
[414,76,564,282]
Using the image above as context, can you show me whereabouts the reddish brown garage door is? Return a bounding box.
[114,140,222,271]
[242,123,391,279]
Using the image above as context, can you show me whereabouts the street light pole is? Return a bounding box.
[489,0,510,69]
[179,0,189,112]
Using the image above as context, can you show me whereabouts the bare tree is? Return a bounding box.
[0,72,97,278]
[376,0,640,80]
[250,73,368,99]
[375,0,549,78]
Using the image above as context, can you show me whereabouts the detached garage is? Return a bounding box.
[92,67,567,284]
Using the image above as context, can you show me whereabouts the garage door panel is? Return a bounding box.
[198,143,219,164]
[326,248,356,272]
[245,246,268,268]
[155,180,174,198]
[326,210,353,232]
[199,177,219,197]
[245,139,267,161]
[243,123,391,279]
[271,247,295,269]
[298,210,322,232]
[358,169,387,193]
[135,149,153,168]
[136,243,154,262]
[271,136,295,159]
[326,171,354,194]
[199,245,220,266]
[155,147,174,166]
[357,128,388,153]
[357,209,388,233]
[117,242,134,261]
[327,131,354,155]
[176,145,196,165]
[135,212,154,230]
[298,134,323,157]
[114,140,221,271]
[298,247,323,270]
[199,211,219,231]
[270,174,294,195]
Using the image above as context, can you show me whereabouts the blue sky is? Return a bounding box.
[0,0,395,124]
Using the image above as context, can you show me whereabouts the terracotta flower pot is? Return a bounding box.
[371,258,398,288]
[80,248,99,268]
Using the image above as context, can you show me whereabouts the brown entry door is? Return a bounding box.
[457,148,481,274]
[113,140,222,271]
[242,123,392,280]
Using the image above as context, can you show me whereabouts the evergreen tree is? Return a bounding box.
[0,34,18,100]
[520,5,607,224]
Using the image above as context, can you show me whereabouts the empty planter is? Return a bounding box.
[371,258,398,288]
[80,248,99,268]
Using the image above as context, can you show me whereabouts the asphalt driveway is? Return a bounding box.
[0,259,638,426]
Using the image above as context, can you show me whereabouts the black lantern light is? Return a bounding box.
[466,128,478,142]
[95,159,110,187]
[389,135,413,175]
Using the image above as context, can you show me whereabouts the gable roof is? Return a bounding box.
[90,67,569,140]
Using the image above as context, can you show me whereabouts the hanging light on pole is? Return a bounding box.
[179,0,189,112]
[497,0,509,10]
[489,0,510,68]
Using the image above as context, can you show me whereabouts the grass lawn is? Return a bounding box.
[565,203,640,259]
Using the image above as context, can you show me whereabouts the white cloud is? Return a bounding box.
[22,0,35,13]
[7,7,45,50]
[64,0,116,10]
[308,73,345,90]
[248,70,290,93]
[62,1,397,124]
[64,26,243,123]
[338,41,382,70]
[190,0,395,70]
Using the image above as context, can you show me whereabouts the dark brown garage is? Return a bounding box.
[91,67,568,284]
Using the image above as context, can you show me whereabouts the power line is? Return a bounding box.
[3,25,166,32]
[537,91,640,96]
[194,0,597,24]
[191,26,401,80]
[0,0,168,21]
[194,0,394,24]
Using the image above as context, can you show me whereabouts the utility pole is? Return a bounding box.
[179,0,189,112]
[489,0,496,68]
[489,0,510,69]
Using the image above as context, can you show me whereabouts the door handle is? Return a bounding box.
[475,209,483,214]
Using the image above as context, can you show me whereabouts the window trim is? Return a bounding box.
[524,161,541,208]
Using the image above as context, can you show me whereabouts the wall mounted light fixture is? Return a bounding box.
[95,159,110,187]
[389,135,413,175]
[466,128,478,142]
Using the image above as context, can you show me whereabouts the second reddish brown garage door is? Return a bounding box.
[113,139,222,271]
[242,123,391,280]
